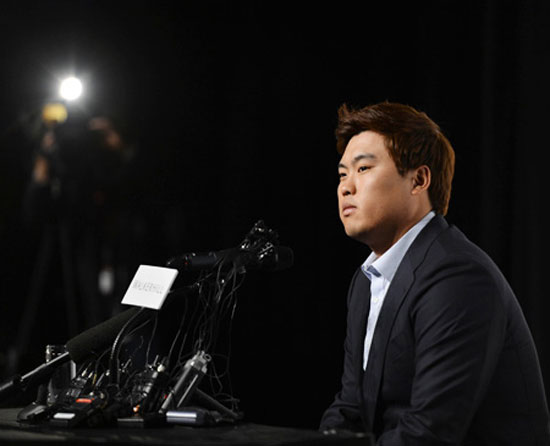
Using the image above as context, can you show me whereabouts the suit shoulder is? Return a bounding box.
[427,225,500,269]
[416,224,513,298]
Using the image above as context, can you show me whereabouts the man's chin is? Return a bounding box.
[343,225,369,244]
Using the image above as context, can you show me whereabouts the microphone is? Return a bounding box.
[160,350,210,412]
[66,307,149,363]
[0,307,148,401]
[166,246,293,272]
[167,250,231,271]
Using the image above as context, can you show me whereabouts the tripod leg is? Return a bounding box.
[58,221,79,337]
[7,227,56,374]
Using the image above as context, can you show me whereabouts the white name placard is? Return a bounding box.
[121,265,179,310]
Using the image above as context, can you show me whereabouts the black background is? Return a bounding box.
[0,0,549,430]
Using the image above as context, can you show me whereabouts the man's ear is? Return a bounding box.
[411,165,431,194]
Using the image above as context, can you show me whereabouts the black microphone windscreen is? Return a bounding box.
[65,307,141,363]
[272,246,294,271]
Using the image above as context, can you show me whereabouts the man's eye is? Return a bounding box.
[338,172,346,179]
[358,166,371,172]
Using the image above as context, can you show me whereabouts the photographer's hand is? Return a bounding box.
[88,117,124,150]
[32,155,50,184]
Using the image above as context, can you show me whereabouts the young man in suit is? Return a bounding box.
[320,102,550,445]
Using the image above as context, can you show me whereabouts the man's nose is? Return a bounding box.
[339,177,355,196]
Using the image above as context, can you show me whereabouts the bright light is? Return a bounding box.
[59,77,83,101]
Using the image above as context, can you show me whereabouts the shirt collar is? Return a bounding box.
[361,211,435,282]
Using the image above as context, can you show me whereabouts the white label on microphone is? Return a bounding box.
[121,265,178,310]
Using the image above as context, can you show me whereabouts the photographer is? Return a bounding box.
[19,108,141,354]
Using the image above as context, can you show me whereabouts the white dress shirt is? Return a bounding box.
[361,211,435,370]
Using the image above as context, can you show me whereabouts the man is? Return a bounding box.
[320,102,550,445]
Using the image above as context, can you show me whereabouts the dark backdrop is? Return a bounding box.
[0,1,549,430]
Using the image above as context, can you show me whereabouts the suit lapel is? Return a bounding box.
[362,258,415,429]
[361,215,449,430]
[352,272,371,384]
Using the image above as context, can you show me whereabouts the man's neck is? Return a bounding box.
[368,209,434,256]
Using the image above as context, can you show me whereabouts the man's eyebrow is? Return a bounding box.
[337,153,377,169]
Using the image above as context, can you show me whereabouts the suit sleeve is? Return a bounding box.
[320,269,367,433]
[377,258,507,445]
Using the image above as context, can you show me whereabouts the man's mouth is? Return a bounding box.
[341,205,357,217]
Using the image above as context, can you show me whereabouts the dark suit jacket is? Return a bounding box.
[320,215,550,445]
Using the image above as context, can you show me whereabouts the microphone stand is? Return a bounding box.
[0,351,71,402]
